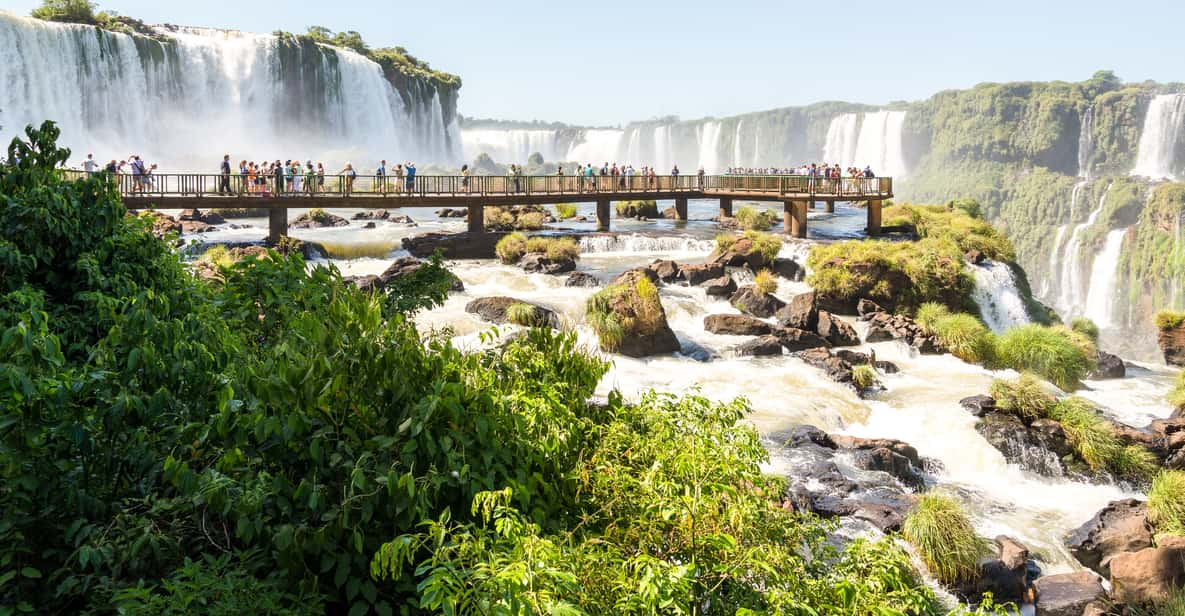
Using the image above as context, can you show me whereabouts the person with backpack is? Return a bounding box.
[376,160,387,193]
[339,163,357,195]
[405,162,416,192]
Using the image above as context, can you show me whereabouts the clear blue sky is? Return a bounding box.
[9,0,1184,126]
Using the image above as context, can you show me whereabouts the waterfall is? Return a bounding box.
[823,114,860,166]
[1041,225,1068,298]
[1056,183,1112,317]
[697,121,723,173]
[0,13,459,168]
[653,126,672,172]
[853,110,908,178]
[1078,107,1094,179]
[971,261,1032,334]
[564,129,624,164]
[732,120,744,167]
[578,234,716,254]
[1131,93,1185,180]
[1083,228,1129,328]
[461,129,560,163]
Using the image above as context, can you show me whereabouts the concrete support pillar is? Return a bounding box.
[825,200,835,213]
[867,199,882,236]
[784,200,808,238]
[596,198,611,232]
[809,200,817,210]
[468,204,484,233]
[268,208,287,245]
[674,197,688,221]
[719,197,733,219]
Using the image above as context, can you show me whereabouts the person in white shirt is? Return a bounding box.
[82,154,98,173]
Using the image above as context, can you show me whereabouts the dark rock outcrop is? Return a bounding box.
[596,269,681,358]
[816,311,860,347]
[771,258,803,281]
[1067,499,1153,578]
[796,347,854,384]
[520,253,576,275]
[403,232,508,260]
[850,446,925,489]
[960,395,997,417]
[465,296,558,329]
[736,335,784,357]
[1159,320,1185,367]
[179,208,225,225]
[704,314,772,336]
[353,209,391,220]
[1032,572,1105,616]
[290,210,349,228]
[565,272,600,288]
[776,291,819,330]
[730,286,786,318]
[958,536,1034,604]
[1108,536,1185,606]
[701,276,737,297]
[1090,351,1126,380]
[180,219,213,233]
[436,207,468,218]
[679,262,725,285]
[975,412,1072,477]
[711,237,773,270]
[773,327,830,352]
[648,259,681,283]
[862,310,946,353]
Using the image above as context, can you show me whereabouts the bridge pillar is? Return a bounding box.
[468,204,484,233]
[719,197,732,219]
[867,199,883,236]
[268,208,287,245]
[809,200,817,210]
[825,200,835,213]
[674,197,688,221]
[596,198,611,232]
[784,200,808,239]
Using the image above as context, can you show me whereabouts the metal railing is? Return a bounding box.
[71,171,892,200]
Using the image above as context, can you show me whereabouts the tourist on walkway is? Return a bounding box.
[339,163,357,195]
[376,160,387,193]
[460,164,470,193]
[219,155,232,194]
[405,162,416,192]
[274,160,285,196]
[82,154,97,174]
[697,166,705,188]
[317,163,326,192]
[394,163,404,194]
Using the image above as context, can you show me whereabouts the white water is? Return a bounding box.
[853,110,908,178]
[1041,225,1068,298]
[823,113,861,166]
[566,129,625,165]
[0,12,459,168]
[696,121,723,173]
[1083,228,1129,328]
[1078,107,1094,179]
[971,260,1032,333]
[461,129,561,163]
[578,234,717,255]
[1131,93,1185,180]
[1055,184,1111,317]
[732,120,745,167]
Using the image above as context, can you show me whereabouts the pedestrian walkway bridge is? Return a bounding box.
[100,172,893,243]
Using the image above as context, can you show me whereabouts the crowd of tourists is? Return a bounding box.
[726,163,877,178]
[81,152,159,192]
[214,157,419,196]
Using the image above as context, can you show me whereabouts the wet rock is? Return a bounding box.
[776,291,819,330]
[863,311,947,354]
[701,276,737,297]
[804,461,859,496]
[857,298,885,318]
[703,314,772,336]
[834,349,870,365]
[436,207,468,218]
[851,447,925,489]
[960,536,1033,603]
[390,214,415,225]
[373,256,463,292]
[345,274,382,292]
[735,335,783,357]
[773,327,829,352]
[678,340,717,362]
[1067,499,1153,578]
[290,210,349,228]
[975,412,1071,477]
[138,210,181,239]
[780,425,837,450]
[730,285,786,318]
[1108,536,1185,606]
[465,296,558,329]
[597,269,681,358]
[816,311,859,347]
[1090,351,1126,380]
[960,395,997,417]
[565,272,600,288]
[1032,571,1105,616]
[180,219,212,233]
[363,222,376,229]
[1158,319,1185,367]
[875,360,900,374]
[851,496,913,533]
[520,253,576,275]
[710,236,773,270]
[679,262,725,285]
[648,259,680,283]
[771,258,803,281]
[831,435,922,468]
[353,209,391,220]
[797,347,854,384]
[965,249,985,264]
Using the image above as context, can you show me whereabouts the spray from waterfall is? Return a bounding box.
[972,261,1032,333]
[1083,228,1129,328]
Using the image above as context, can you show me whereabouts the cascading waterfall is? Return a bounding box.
[732,120,744,167]
[1078,107,1094,179]
[1131,93,1185,180]
[696,121,723,173]
[823,114,861,166]
[1056,184,1112,316]
[821,111,907,177]
[971,261,1032,333]
[0,12,459,168]
[1041,225,1068,298]
[1083,228,1129,328]
[461,129,560,162]
[565,129,624,164]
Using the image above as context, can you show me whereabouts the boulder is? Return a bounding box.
[565,272,600,288]
[138,211,181,239]
[597,269,681,358]
[976,412,1072,477]
[679,262,725,285]
[777,291,819,330]
[1067,499,1153,578]
[773,327,830,353]
[1090,351,1126,380]
[1108,536,1185,605]
[965,249,985,264]
[816,311,860,347]
[373,256,464,292]
[780,425,837,450]
[711,237,773,270]
[353,209,391,220]
[436,207,468,218]
[771,258,803,281]
[736,335,784,357]
[850,447,925,489]
[701,276,737,297]
[391,215,415,224]
[611,267,660,287]
[831,435,921,468]
[404,232,509,260]
[180,220,212,233]
[960,395,997,417]
[959,536,1033,603]
[1032,572,1106,616]
[465,296,559,329]
[648,259,681,283]
[730,285,786,318]
[704,314,772,336]
[520,253,576,275]
[1159,320,1185,367]
[857,299,885,318]
[363,222,377,229]
[179,209,226,225]
[290,210,349,228]
[797,347,854,384]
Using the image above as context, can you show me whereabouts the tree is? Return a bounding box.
[30,0,97,24]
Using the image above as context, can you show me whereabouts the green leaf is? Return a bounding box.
[19,567,40,579]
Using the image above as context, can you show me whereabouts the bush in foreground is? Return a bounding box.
[902,493,990,586]
[1148,470,1185,539]
[734,205,778,231]
[994,324,1095,390]
[882,202,1016,262]
[933,312,996,364]
[1070,317,1100,343]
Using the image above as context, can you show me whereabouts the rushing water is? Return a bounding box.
[1083,227,1129,328]
[1055,183,1112,317]
[1131,93,1185,180]
[0,12,459,169]
[971,260,1032,333]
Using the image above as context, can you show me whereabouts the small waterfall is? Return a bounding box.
[1083,228,1129,328]
[971,261,1032,334]
[853,110,908,178]
[697,121,723,173]
[578,234,716,254]
[461,129,560,163]
[1077,107,1094,179]
[1131,93,1185,180]
[732,120,744,167]
[823,114,860,166]
[565,129,625,164]
[1041,225,1068,298]
[1056,183,1112,316]
[653,126,672,172]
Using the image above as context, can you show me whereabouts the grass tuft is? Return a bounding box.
[1070,317,1100,343]
[495,233,527,264]
[554,203,577,219]
[1148,470,1185,539]
[743,230,783,264]
[545,238,580,261]
[932,313,996,364]
[753,270,778,296]
[198,245,233,268]
[902,493,990,586]
[505,302,541,327]
[994,324,1095,391]
[989,374,1056,421]
[852,364,878,391]
[734,206,777,231]
[1171,371,1185,410]
[1156,311,1185,331]
[715,232,738,254]
[915,302,951,335]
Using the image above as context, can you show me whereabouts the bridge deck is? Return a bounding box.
[88,172,892,241]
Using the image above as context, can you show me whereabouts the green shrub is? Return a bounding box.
[915,302,951,335]
[525,236,551,254]
[1148,470,1185,538]
[198,245,233,267]
[1157,311,1185,331]
[484,206,517,231]
[31,0,97,23]
[554,203,577,219]
[585,275,664,353]
[1112,445,1159,482]
[989,374,1056,421]
[495,232,527,263]
[516,210,547,230]
[852,364,878,391]
[807,238,975,314]
[1128,588,1185,616]
[754,269,778,296]
[545,238,579,261]
[744,230,783,263]
[505,302,541,327]
[306,207,331,222]
[1070,317,1100,342]
[615,200,659,218]
[734,205,777,231]
[995,324,1095,390]
[881,202,1015,261]
[715,232,738,253]
[1049,397,1125,475]
[902,493,990,586]
[932,313,996,364]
